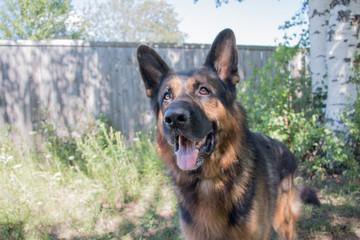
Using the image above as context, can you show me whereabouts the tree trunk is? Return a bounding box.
[309,0,329,97]
[309,0,360,132]
[326,0,359,132]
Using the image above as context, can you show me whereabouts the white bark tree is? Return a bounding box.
[309,0,360,132]
[309,1,329,99]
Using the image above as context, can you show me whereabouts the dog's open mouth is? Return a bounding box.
[174,131,216,170]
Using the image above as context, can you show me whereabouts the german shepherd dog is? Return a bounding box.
[137,29,319,240]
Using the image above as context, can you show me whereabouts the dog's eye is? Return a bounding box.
[199,87,210,95]
[164,92,171,101]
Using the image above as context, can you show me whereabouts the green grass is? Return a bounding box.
[0,122,181,239]
[297,175,360,239]
[0,122,359,239]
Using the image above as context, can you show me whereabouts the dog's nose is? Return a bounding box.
[164,108,190,128]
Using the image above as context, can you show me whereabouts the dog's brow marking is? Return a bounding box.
[165,76,182,97]
[185,77,198,92]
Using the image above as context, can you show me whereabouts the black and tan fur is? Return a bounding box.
[137,29,319,240]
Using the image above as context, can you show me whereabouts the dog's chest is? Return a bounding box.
[185,180,231,226]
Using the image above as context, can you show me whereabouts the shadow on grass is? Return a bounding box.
[297,202,360,239]
[70,209,182,240]
[0,222,25,240]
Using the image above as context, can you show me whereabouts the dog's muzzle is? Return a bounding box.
[162,101,217,170]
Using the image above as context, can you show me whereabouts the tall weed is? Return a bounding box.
[0,119,171,239]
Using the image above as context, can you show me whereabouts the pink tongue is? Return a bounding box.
[176,137,198,170]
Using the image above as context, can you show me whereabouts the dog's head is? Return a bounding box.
[137,29,241,172]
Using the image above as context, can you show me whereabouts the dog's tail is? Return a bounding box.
[296,185,321,207]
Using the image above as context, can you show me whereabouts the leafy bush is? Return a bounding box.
[238,45,360,182]
[238,45,317,157]
[236,0,359,182]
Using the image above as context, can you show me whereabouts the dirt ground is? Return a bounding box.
[297,175,360,240]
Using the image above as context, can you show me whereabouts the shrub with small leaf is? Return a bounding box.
[239,44,359,184]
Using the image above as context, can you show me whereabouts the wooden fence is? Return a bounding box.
[0,40,280,140]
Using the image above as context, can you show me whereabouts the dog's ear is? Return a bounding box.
[204,29,239,86]
[137,45,171,98]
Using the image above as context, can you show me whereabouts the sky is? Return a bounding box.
[165,0,304,46]
[72,0,305,46]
